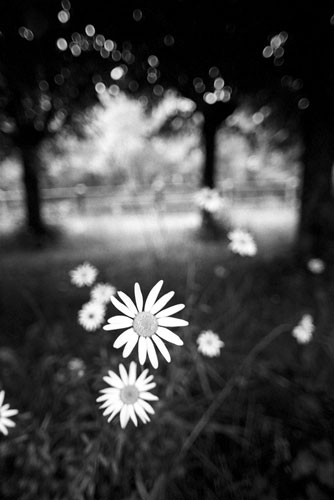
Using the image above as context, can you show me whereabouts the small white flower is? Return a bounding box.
[103,280,188,369]
[90,283,116,304]
[78,301,105,331]
[307,258,325,274]
[197,330,225,357]
[228,228,257,256]
[69,262,98,287]
[97,361,158,428]
[0,390,18,436]
[292,314,314,344]
[195,188,225,213]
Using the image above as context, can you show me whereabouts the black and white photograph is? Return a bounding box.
[1,1,334,498]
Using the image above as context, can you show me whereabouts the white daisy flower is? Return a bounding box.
[292,314,314,344]
[0,390,18,436]
[69,262,98,287]
[227,228,257,256]
[197,330,225,357]
[103,280,188,369]
[195,187,225,213]
[307,258,325,274]
[90,283,116,304]
[78,301,105,331]
[97,361,158,428]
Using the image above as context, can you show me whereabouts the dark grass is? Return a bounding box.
[1,209,334,500]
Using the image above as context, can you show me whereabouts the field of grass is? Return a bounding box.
[1,207,334,500]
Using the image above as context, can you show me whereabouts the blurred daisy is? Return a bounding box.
[307,258,325,274]
[90,283,116,304]
[195,187,224,213]
[197,330,225,357]
[97,361,158,428]
[292,314,314,344]
[228,228,257,256]
[0,390,18,436]
[103,280,188,369]
[68,357,86,378]
[78,301,105,331]
[70,262,98,287]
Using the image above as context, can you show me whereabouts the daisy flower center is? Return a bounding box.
[133,312,158,337]
[120,385,139,404]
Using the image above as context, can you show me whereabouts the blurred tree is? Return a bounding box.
[119,0,334,253]
[1,0,334,253]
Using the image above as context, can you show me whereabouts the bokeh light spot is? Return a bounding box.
[133,9,143,21]
[85,24,95,37]
[109,84,120,96]
[298,98,310,110]
[262,46,273,58]
[56,38,68,51]
[164,34,174,46]
[209,66,220,78]
[214,77,224,90]
[95,82,106,94]
[148,55,159,67]
[204,92,217,105]
[110,66,124,80]
[58,10,70,23]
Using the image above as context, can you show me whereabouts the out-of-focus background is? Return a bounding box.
[1,1,334,499]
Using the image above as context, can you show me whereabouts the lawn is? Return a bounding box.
[0,207,334,500]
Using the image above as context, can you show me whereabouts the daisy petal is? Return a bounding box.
[138,398,155,414]
[117,291,138,315]
[113,328,135,349]
[120,405,130,428]
[128,404,138,426]
[107,402,122,422]
[119,364,128,384]
[103,371,124,389]
[138,336,147,365]
[146,337,159,369]
[134,401,150,424]
[156,327,184,345]
[149,291,175,315]
[107,315,132,324]
[144,280,164,312]
[0,422,8,435]
[134,283,143,312]
[0,391,4,407]
[155,303,185,318]
[152,334,171,362]
[2,409,19,418]
[104,317,133,331]
[1,418,15,428]
[135,368,149,385]
[103,403,119,416]
[138,382,156,392]
[128,361,137,385]
[122,335,139,358]
[157,317,189,328]
[140,392,159,401]
[110,296,136,318]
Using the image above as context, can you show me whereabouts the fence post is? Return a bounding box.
[75,183,87,213]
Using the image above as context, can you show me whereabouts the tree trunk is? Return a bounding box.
[200,102,236,237]
[202,118,217,188]
[298,102,334,260]
[21,144,46,235]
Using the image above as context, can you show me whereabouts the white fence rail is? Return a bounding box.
[0,181,299,219]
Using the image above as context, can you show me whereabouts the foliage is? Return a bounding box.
[0,215,334,499]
